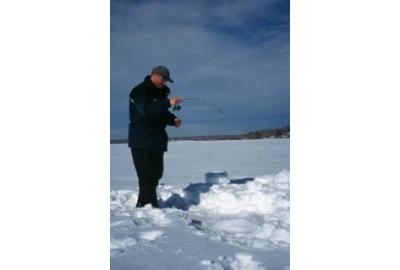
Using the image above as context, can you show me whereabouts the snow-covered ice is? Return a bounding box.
[139,230,164,241]
[200,253,266,270]
[111,138,289,270]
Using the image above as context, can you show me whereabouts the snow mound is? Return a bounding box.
[189,170,290,249]
[194,170,289,215]
[200,253,266,270]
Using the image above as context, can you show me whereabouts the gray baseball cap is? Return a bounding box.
[151,65,174,83]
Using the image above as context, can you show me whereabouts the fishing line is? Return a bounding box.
[173,97,229,121]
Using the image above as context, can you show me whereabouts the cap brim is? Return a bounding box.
[161,75,174,83]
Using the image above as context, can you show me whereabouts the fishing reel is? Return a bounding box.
[172,105,181,112]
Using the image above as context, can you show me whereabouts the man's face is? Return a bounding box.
[151,73,167,89]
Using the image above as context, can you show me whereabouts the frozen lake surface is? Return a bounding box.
[111,139,290,270]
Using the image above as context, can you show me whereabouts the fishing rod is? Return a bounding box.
[172,97,229,121]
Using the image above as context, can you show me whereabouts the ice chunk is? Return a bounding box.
[139,230,164,241]
[132,207,171,227]
[228,253,266,270]
[200,253,265,270]
[205,171,230,184]
[110,237,137,250]
[213,218,258,235]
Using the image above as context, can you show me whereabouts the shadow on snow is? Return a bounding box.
[159,177,254,210]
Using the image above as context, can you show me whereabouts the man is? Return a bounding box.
[128,65,182,208]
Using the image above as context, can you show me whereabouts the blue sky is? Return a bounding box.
[111,0,289,138]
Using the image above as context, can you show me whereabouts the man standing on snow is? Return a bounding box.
[128,65,182,208]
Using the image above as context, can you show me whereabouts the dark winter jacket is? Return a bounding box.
[128,75,176,151]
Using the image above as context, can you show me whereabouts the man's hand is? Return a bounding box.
[174,117,182,128]
[169,97,183,106]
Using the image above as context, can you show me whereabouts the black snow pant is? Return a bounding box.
[131,148,164,208]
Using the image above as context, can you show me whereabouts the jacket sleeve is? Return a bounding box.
[166,111,176,126]
[131,91,171,119]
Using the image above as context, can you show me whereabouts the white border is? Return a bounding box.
[0,1,109,269]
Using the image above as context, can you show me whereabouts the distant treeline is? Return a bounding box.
[243,125,290,140]
[111,125,290,144]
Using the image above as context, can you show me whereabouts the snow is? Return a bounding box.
[111,138,289,270]
[139,230,164,241]
[110,237,137,250]
[200,253,266,270]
